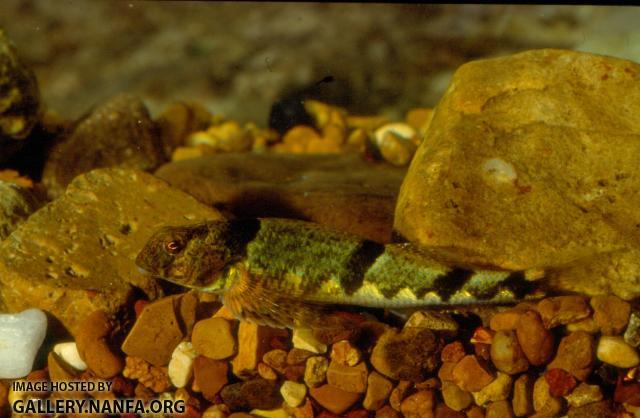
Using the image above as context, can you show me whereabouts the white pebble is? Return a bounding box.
[168,341,197,388]
[482,158,517,183]
[292,328,327,354]
[374,122,417,143]
[53,342,87,371]
[0,309,47,378]
[597,336,640,368]
[280,380,307,408]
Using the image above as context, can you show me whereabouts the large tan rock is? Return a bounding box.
[155,153,405,243]
[0,168,221,335]
[395,49,640,299]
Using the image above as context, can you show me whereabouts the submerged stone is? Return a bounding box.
[0,308,47,379]
[42,94,165,198]
[395,49,640,299]
[155,153,405,242]
[0,168,221,335]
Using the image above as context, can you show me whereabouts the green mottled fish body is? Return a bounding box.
[136,218,544,328]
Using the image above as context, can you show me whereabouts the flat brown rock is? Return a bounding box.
[154,153,405,242]
[0,168,221,335]
[121,293,197,367]
[395,49,640,299]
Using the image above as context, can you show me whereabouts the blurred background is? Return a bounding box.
[1,2,639,123]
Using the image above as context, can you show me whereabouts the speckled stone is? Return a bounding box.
[0,168,221,335]
[395,49,640,300]
[0,181,41,241]
[591,295,631,335]
[43,94,166,198]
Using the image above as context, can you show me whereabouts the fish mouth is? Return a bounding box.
[137,266,151,275]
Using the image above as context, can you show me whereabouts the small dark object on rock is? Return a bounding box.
[268,94,314,135]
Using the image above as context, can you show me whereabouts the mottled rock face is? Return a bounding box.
[0,181,41,240]
[0,30,40,160]
[395,49,640,299]
[0,168,221,335]
[155,153,405,243]
[42,94,165,198]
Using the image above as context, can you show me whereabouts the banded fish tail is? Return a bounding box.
[303,242,549,309]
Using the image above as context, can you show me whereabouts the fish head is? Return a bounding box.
[136,221,236,291]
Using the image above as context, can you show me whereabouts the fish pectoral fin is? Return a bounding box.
[221,265,331,329]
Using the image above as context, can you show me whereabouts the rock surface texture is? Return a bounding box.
[0,181,40,240]
[395,49,640,299]
[155,153,405,242]
[42,94,166,198]
[0,168,221,334]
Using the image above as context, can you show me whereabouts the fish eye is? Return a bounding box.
[165,240,184,254]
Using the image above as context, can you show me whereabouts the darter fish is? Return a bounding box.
[135,218,547,329]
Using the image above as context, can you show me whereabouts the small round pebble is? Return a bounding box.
[490,330,529,375]
[363,371,393,411]
[280,380,307,408]
[441,380,473,411]
[52,341,87,371]
[472,372,513,406]
[591,295,631,335]
[399,390,434,418]
[516,310,554,366]
[168,341,197,388]
[192,317,237,360]
[304,356,329,388]
[596,335,640,368]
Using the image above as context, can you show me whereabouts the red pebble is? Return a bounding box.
[346,409,372,418]
[111,376,135,397]
[615,376,640,407]
[284,364,306,382]
[134,299,149,317]
[441,341,466,363]
[545,368,578,397]
[471,327,495,344]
